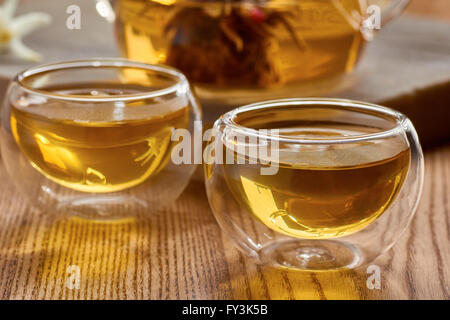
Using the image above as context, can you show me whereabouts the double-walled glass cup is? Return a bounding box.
[1,59,201,220]
[204,98,423,271]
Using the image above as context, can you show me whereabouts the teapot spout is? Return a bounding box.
[379,0,410,26]
[331,0,409,41]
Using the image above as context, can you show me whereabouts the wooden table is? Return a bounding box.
[0,0,449,300]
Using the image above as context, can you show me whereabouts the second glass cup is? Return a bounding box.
[204,98,423,271]
[0,59,201,220]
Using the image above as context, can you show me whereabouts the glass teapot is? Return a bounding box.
[97,0,409,105]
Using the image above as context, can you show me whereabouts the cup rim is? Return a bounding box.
[14,58,188,102]
[220,98,408,144]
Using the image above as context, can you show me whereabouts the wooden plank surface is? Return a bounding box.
[335,16,450,146]
[0,0,449,300]
[0,144,448,300]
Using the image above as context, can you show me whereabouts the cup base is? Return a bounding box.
[56,195,148,221]
[260,239,363,271]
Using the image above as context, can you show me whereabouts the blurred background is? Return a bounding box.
[0,0,449,146]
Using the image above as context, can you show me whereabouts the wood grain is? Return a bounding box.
[0,0,448,300]
[0,145,448,300]
[406,0,450,21]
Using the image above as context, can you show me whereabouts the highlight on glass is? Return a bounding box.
[0,58,202,220]
[204,98,424,271]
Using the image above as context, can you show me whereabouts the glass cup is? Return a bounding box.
[204,98,423,271]
[0,59,201,220]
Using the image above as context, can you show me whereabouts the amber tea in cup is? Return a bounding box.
[11,85,189,193]
[221,122,410,239]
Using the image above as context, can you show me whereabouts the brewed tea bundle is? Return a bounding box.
[163,3,305,87]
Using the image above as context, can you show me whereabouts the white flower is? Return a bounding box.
[0,0,51,61]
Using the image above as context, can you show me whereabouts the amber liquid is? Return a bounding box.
[221,117,410,239]
[10,85,189,193]
[116,0,367,88]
